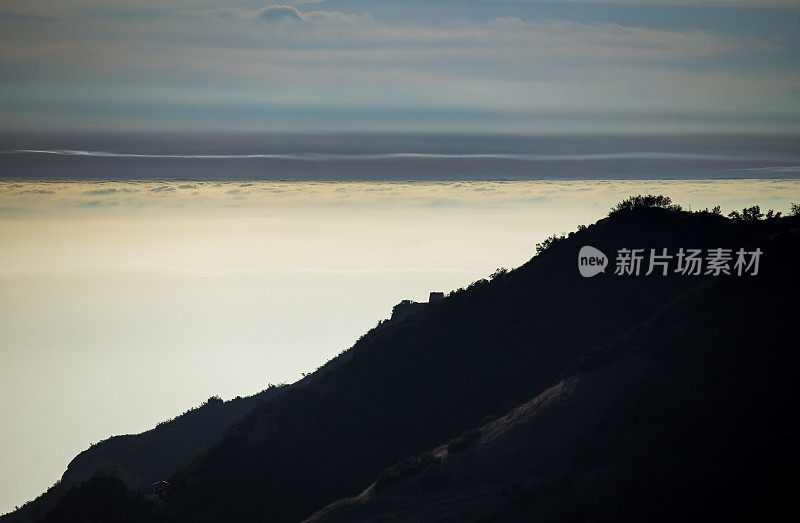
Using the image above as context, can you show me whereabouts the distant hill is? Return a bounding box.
[2,386,287,522]
[7,197,799,522]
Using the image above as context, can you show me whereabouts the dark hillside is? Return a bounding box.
[162,207,794,522]
[2,386,287,523]
[20,203,799,523]
[62,389,289,492]
[308,225,800,522]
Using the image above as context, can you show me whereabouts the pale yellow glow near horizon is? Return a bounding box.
[1,178,799,514]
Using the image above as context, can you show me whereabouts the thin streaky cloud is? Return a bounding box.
[2,149,767,161]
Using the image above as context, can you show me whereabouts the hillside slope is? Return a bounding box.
[160,208,795,522]
[16,204,799,523]
[2,386,287,522]
[307,227,800,522]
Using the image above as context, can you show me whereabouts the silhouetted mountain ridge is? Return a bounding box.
[7,199,799,522]
[162,205,796,522]
[308,225,800,521]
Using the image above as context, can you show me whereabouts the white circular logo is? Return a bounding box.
[578,246,608,278]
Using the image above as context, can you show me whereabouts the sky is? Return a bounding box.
[1,0,799,133]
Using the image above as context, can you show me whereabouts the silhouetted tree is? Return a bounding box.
[202,395,223,407]
[728,205,779,221]
[535,234,565,255]
[609,194,682,216]
[490,268,509,280]
[742,205,764,221]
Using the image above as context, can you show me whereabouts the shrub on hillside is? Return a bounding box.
[609,194,682,216]
[535,234,566,255]
[727,205,783,221]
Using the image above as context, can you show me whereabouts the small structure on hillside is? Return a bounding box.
[389,291,446,323]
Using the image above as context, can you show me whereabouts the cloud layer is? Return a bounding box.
[0,0,798,132]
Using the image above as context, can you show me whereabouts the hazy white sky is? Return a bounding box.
[1,178,800,514]
[1,0,799,132]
